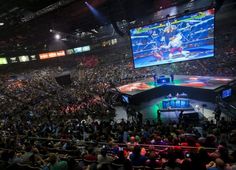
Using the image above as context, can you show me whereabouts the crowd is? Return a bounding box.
[0,26,236,170]
[0,63,235,170]
[0,116,236,170]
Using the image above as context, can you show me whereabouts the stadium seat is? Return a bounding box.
[14,163,41,170]
[98,163,112,170]
[0,160,9,170]
[83,159,97,166]
[144,166,163,170]
[132,165,145,170]
[111,162,124,170]
[26,165,41,170]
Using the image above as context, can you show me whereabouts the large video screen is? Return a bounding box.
[130,9,215,68]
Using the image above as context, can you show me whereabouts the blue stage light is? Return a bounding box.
[85,1,108,25]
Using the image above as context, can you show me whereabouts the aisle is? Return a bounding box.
[114,106,127,123]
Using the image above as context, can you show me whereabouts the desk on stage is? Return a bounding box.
[162,97,190,109]
[157,76,171,84]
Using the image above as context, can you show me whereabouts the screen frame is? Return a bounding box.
[129,7,215,69]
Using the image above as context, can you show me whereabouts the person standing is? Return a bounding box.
[157,110,161,124]
[170,74,174,83]
[214,105,222,123]
[179,110,184,124]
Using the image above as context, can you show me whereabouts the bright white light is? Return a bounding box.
[21,56,27,62]
[54,34,61,40]
[19,56,29,62]
[0,22,4,26]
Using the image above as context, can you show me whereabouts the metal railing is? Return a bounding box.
[1,134,217,152]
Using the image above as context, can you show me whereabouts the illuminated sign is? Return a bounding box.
[10,57,18,63]
[102,39,117,47]
[48,52,57,58]
[0,58,8,65]
[39,50,65,60]
[30,55,37,60]
[66,49,75,55]
[74,46,91,53]
[39,53,49,60]
[82,46,90,52]
[56,50,65,56]
[74,47,82,53]
[19,55,30,62]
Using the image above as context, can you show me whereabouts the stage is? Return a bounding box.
[118,75,235,104]
[130,97,215,123]
[118,75,234,95]
[117,75,235,122]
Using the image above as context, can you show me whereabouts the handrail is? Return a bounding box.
[219,99,236,118]
[1,134,217,151]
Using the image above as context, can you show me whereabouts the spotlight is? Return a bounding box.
[0,22,4,26]
[85,1,108,25]
[54,34,61,40]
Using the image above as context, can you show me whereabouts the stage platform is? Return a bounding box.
[118,75,235,104]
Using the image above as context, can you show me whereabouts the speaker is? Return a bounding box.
[55,72,72,86]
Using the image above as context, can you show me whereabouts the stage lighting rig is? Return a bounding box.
[21,0,76,22]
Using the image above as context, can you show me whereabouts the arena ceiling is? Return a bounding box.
[0,0,231,55]
[0,0,194,55]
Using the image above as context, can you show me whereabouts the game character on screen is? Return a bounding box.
[163,33,190,59]
[152,45,163,60]
[163,22,177,44]
[161,22,190,59]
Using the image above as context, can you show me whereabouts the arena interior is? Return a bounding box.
[0,0,236,170]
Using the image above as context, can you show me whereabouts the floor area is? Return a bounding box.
[115,98,216,123]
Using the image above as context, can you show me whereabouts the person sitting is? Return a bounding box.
[168,93,173,99]
[163,151,180,170]
[176,93,180,98]
[97,148,113,169]
[8,150,23,164]
[83,147,97,162]
[113,150,132,169]
[129,145,147,166]
[207,158,225,170]
[21,145,33,163]
[145,151,161,169]
[47,153,68,170]
[181,159,193,170]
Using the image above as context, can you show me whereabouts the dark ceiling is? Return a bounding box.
[0,0,230,56]
[0,0,193,55]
